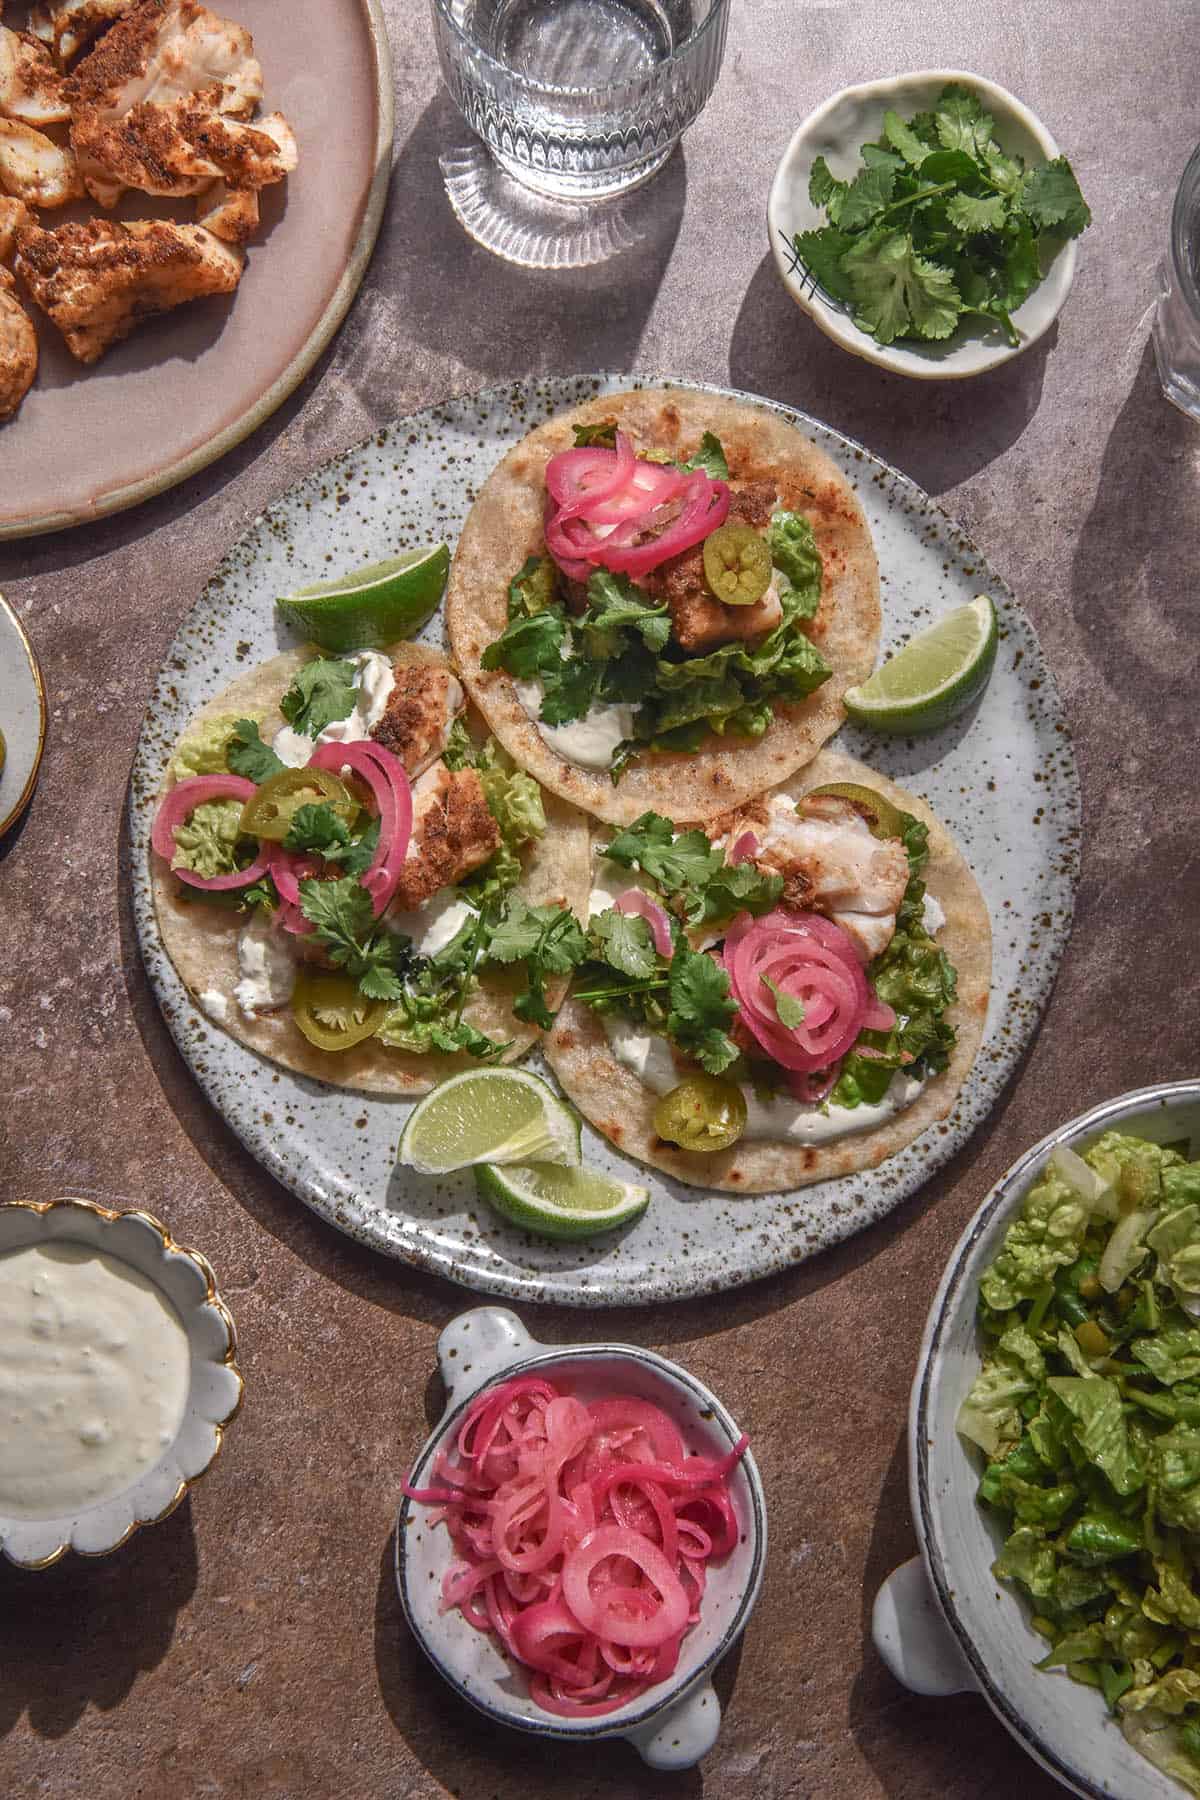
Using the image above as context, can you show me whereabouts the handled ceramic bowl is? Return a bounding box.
[395,1306,767,1771]
[874,1082,1200,1797]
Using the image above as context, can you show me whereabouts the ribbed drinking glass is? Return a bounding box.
[1153,143,1200,421]
[431,0,732,201]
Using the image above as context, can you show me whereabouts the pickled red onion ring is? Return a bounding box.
[404,1376,748,1718]
[544,431,635,521]
[723,907,895,1073]
[729,830,759,866]
[151,773,271,892]
[308,740,412,916]
[614,889,673,959]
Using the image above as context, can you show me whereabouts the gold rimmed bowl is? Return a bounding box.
[0,1197,243,1568]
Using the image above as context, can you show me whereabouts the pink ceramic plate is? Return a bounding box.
[0,0,393,540]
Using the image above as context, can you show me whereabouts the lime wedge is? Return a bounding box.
[275,545,450,652]
[843,595,998,734]
[475,1162,649,1240]
[397,1069,582,1175]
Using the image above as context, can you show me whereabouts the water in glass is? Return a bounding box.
[432,0,730,200]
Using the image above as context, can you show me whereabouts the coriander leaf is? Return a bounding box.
[298,875,407,999]
[1020,156,1091,237]
[667,945,739,1076]
[883,108,931,168]
[601,813,722,895]
[588,908,661,980]
[279,658,358,738]
[282,802,353,859]
[762,974,805,1028]
[981,141,1025,198]
[508,555,560,618]
[916,148,983,189]
[697,859,784,926]
[934,84,996,159]
[790,226,856,304]
[481,606,567,678]
[227,717,285,783]
[340,815,380,877]
[583,570,671,654]
[837,163,896,231]
[539,655,601,726]
[486,895,588,973]
[808,153,849,221]
[946,191,1009,233]
[572,419,618,448]
[861,143,905,174]
[997,217,1041,309]
[684,432,729,481]
[843,230,962,343]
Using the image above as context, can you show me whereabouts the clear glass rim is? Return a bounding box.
[430,0,731,98]
[1171,140,1200,322]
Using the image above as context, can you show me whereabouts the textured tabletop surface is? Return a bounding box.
[2,4,1198,1798]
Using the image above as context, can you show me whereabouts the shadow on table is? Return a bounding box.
[373,1528,729,1794]
[845,1431,1064,1797]
[0,1500,197,1740]
[727,252,1053,497]
[325,91,687,397]
[1070,335,1196,696]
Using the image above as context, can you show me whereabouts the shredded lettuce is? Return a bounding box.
[958,1130,1200,1780]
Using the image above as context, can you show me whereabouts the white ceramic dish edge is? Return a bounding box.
[394,1306,767,1770]
[0,1197,244,1568]
[874,1081,1200,1799]
[768,68,1078,379]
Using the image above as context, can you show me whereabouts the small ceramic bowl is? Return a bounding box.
[767,69,1078,379]
[873,1082,1200,1798]
[396,1306,767,1771]
[0,1198,243,1568]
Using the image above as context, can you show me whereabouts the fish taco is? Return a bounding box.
[446,387,882,826]
[544,750,990,1193]
[149,640,590,1094]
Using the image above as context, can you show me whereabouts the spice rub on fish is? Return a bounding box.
[389,763,501,914]
[370,664,465,779]
[646,481,782,653]
[718,790,909,963]
[15,215,243,361]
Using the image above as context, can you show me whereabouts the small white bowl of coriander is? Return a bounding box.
[767,70,1089,379]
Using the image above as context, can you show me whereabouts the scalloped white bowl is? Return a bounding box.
[395,1307,767,1771]
[0,1198,243,1568]
[767,68,1079,378]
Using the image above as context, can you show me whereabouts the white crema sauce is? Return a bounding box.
[271,650,396,769]
[0,1244,190,1521]
[513,677,635,772]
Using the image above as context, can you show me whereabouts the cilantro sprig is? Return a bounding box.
[792,84,1090,348]
[279,658,358,738]
[599,811,783,927]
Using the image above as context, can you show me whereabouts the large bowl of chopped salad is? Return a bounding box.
[876,1082,1200,1798]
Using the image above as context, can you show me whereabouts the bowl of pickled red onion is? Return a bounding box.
[395,1307,766,1770]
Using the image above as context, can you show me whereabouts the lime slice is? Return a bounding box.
[275,545,450,652]
[843,595,998,734]
[475,1162,649,1240]
[397,1069,582,1175]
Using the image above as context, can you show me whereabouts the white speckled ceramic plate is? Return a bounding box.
[129,376,1081,1307]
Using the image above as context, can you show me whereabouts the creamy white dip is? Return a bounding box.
[234,909,296,1018]
[514,677,635,772]
[0,1243,190,1521]
[386,889,475,958]
[198,988,230,1024]
[600,1017,925,1145]
[921,893,946,934]
[272,650,395,769]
